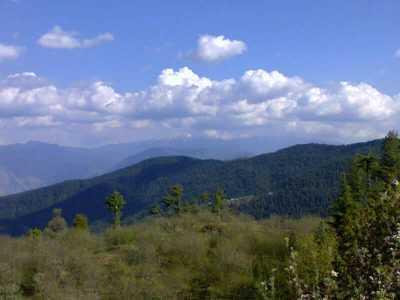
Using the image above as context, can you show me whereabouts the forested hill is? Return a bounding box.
[0,139,382,235]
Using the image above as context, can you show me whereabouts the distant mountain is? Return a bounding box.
[0,138,255,196]
[0,167,42,195]
[0,139,383,235]
[0,142,113,196]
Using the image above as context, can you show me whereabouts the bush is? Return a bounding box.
[104,227,136,249]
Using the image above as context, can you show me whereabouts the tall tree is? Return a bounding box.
[106,191,126,227]
[331,175,363,294]
[355,153,379,188]
[380,130,400,186]
[162,184,183,215]
[350,153,380,203]
[331,175,358,234]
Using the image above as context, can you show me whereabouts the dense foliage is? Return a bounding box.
[0,140,382,235]
[331,131,400,298]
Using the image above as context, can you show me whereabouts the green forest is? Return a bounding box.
[1,132,400,299]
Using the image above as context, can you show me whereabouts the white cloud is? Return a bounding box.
[0,67,398,145]
[0,43,22,61]
[7,72,37,79]
[336,82,396,120]
[196,35,247,62]
[38,26,114,49]
[2,72,48,89]
[81,33,114,48]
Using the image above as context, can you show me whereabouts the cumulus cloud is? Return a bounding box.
[196,35,247,62]
[38,26,114,49]
[0,43,22,61]
[0,68,398,146]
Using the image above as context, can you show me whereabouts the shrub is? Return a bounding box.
[104,227,135,249]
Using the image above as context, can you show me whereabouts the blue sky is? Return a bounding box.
[0,0,399,146]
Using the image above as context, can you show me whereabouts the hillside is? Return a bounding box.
[0,140,382,235]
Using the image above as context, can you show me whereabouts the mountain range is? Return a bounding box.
[0,138,382,235]
[0,138,259,196]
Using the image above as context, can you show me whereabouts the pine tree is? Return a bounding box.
[355,153,379,189]
[331,175,363,294]
[331,175,358,232]
[331,130,400,297]
[380,130,400,186]
[106,191,126,227]
[162,185,183,215]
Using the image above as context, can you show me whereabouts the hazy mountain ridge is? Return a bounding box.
[0,138,254,196]
[0,141,114,196]
[0,167,42,195]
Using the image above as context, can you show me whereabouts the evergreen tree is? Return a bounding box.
[380,130,400,186]
[162,184,183,215]
[106,191,126,227]
[331,130,400,297]
[331,175,363,294]
[313,221,331,246]
[348,153,380,204]
[355,153,379,189]
[331,175,357,235]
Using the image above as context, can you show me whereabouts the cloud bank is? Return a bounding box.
[38,26,114,49]
[0,68,398,145]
